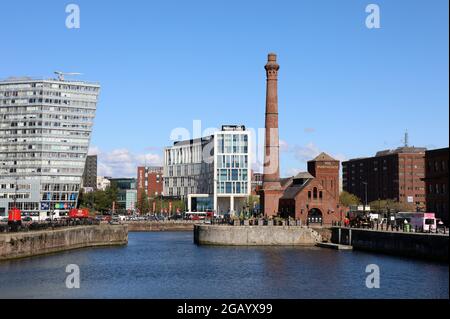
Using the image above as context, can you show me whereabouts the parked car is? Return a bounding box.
[22,217,33,222]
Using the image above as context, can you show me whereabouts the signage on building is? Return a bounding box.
[54,203,70,209]
[41,202,71,210]
[354,205,371,212]
[138,168,144,189]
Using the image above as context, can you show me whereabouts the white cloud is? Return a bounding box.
[92,146,162,178]
[284,142,348,176]
[279,139,290,153]
[135,153,161,164]
[293,142,321,162]
[104,148,133,163]
[98,161,113,177]
[332,153,348,163]
[285,167,303,176]
[88,146,101,156]
[251,161,263,174]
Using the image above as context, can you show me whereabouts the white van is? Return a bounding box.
[396,212,437,232]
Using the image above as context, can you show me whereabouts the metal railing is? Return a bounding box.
[337,222,448,235]
[0,218,100,233]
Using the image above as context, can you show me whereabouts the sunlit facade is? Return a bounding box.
[163,125,251,216]
[0,77,100,218]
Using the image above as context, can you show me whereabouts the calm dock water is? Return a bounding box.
[0,232,448,299]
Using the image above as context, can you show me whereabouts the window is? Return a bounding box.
[313,187,318,199]
[219,169,227,181]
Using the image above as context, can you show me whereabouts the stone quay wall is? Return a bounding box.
[331,227,448,262]
[125,221,195,232]
[0,224,128,261]
[194,225,322,246]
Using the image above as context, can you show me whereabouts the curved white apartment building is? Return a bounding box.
[0,77,100,219]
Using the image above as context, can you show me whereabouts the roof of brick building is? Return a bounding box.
[311,152,337,162]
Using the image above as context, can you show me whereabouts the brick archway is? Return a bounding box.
[307,208,323,224]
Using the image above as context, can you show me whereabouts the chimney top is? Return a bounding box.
[268,53,277,61]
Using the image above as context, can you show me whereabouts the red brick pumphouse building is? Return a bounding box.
[278,153,343,225]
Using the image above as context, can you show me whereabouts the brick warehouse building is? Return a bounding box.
[342,147,426,209]
[279,153,344,224]
[423,148,449,225]
[137,166,163,200]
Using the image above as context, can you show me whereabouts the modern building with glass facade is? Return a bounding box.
[163,125,251,216]
[0,77,100,218]
[108,178,137,213]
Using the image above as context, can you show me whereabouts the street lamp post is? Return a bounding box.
[13,177,18,210]
[362,182,368,213]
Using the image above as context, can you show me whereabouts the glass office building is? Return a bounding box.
[108,178,137,213]
[163,125,251,216]
[0,77,100,218]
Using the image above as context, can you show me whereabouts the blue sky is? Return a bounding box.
[1,0,448,177]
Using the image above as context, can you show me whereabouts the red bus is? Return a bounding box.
[8,207,22,231]
[69,208,90,219]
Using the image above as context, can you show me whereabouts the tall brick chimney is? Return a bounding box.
[260,53,282,216]
[263,53,281,188]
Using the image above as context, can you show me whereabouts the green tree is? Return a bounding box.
[94,190,110,213]
[243,195,260,217]
[78,188,86,208]
[150,196,186,214]
[339,191,361,207]
[137,191,150,214]
[105,184,118,205]
[78,185,120,214]
[246,195,260,208]
[369,199,416,213]
[392,201,416,212]
[78,189,96,210]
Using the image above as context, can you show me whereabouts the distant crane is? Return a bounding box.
[54,71,82,81]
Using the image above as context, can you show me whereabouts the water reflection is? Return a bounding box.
[0,232,448,299]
